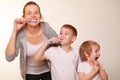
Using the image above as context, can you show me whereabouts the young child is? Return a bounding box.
[34,24,79,80]
[77,40,108,80]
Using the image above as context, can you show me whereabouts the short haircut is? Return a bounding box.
[62,24,77,36]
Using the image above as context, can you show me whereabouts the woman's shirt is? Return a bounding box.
[26,41,50,74]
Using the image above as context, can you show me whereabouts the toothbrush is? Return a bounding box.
[25,20,39,22]
[18,20,39,23]
[49,40,61,46]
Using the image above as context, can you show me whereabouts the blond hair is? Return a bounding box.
[79,40,100,62]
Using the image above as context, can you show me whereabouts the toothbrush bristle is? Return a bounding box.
[18,20,39,23]
[26,20,38,22]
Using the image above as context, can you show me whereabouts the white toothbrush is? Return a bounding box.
[26,20,38,22]
[19,20,39,23]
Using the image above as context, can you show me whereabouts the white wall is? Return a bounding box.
[0,0,120,80]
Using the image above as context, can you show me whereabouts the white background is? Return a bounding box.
[0,0,120,80]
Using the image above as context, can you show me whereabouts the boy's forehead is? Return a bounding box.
[60,27,74,34]
[61,27,71,31]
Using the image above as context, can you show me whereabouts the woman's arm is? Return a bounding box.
[5,18,26,61]
[5,31,17,56]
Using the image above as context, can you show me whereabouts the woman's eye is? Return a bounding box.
[27,13,31,15]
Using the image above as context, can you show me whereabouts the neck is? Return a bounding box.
[60,44,72,53]
[26,25,41,35]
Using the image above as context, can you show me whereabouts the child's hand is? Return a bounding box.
[49,37,59,45]
[92,61,100,67]
[91,61,100,73]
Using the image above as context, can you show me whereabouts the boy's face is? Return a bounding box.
[59,27,76,45]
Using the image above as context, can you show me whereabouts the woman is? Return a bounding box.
[5,1,57,80]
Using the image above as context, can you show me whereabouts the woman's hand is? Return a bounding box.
[13,18,26,33]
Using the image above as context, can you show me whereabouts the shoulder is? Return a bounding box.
[45,46,59,59]
[41,21,55,32]
[40,21,51,29]
[40,21,58,39]
[78,62,85,66]
[78,62,90,68]
[72,48,79,57]
[77,62,88,72]
[46,46,59,53]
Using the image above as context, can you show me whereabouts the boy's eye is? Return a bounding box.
[35,12,39,14]
[65,33,69,35]
[60,32,62,35]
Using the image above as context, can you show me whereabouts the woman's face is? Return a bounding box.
[24,4,41,26]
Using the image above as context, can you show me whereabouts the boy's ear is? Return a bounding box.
[71,36,77,42]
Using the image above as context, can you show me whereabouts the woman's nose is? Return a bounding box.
[31,13,36,18]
